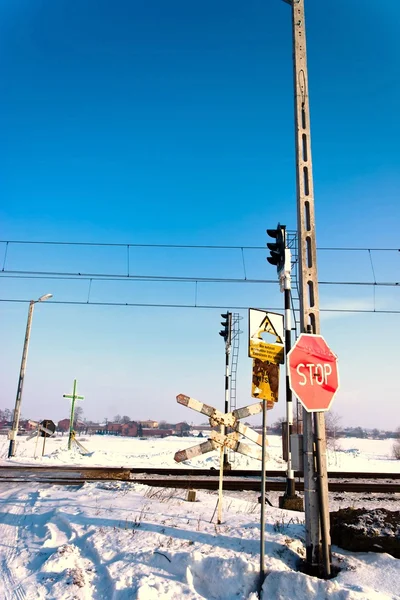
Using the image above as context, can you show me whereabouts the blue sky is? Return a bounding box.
[0,0,399,430]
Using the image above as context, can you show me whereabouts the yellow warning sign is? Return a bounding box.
[248,309,284,365]
[249,340,284,364]
[251,358,280,404]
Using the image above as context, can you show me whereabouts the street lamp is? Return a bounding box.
[8,293,53,458]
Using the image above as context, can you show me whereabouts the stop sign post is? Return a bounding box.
[287,334,339,412]
[40,419,56,438]
[39,419,56,457]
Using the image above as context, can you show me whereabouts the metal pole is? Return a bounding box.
[314,413,331,577]
[287,0,331,575]
[217,444,224,524]
[68,379,77,450]
[218,324,230,520]
[8,301,35,458]
[34,426,40,459]
[259,398,267,593]
[284,274,295,496]
[223,342,230,468]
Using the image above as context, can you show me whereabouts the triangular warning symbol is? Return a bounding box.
[256,314,283,344]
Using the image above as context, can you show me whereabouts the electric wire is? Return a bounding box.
[87,279,92,304]
[0,240,269,250]
[0,239,399,251]
[2,242,8,270]
[1,240,398,314]
[240,247,247,280]
[0,298,399,314]
[0,272,398,287]
[368,249,377,311]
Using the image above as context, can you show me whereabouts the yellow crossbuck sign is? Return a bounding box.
[174,394,266,462]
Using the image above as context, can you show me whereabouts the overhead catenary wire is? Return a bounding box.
[0,298,399,314]
[0,239,399,251]
[240,247,247,280]
[87,279,92,304]
[368,249,377,312]
[0,240,276,250]
[0,271,398,287]
[0,271,284,284]
[1,239,398,314]
[1,239,398,293]
[2,242,8,270]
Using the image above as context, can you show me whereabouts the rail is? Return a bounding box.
[0,466,399,493]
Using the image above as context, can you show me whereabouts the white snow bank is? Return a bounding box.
[0,480,398,600]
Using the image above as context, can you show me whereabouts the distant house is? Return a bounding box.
[96,421,139,437]
[121,421,139,437]
[85,424,102,434]
[20,420,37,432]
[141,428,172,438]
[58,419,70,432]
[108,423,123,435]
[140,420,159,429]
[57,419,85,433]
[191,425,216,433]
[73,421,139,437]
[175,422,191,436]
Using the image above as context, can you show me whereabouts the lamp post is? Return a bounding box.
[8,293,53,458]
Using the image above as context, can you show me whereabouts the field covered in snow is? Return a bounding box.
[1,432,400,473]
[0,434,399,599]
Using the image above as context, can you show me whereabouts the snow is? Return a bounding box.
[327,437,400,472]
[2,433,399,473]
[0,434,399,599]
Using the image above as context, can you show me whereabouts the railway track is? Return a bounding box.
[129,477,400,493]
[0,466,399,493]
[1,466,400,478]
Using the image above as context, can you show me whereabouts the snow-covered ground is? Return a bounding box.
[0,434,399,599]
[1,432,399,473]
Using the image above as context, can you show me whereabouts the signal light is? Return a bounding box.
[266,224,286,273]
[219,312,232,345]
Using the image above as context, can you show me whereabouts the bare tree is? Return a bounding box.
[269,417,285,435]
[393,427,400,460]
[121,415,130,424]
[73,406,84,426]
[325,411,342,452]
[393,441,400,460]
[3,408,13,422]
[113,414,122,423]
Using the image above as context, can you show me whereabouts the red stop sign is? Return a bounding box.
[287,334,339,412]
